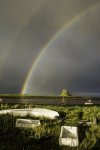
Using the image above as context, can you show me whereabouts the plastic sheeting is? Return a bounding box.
[0,108,59,119]
[16,119,41,128]
[59,126,79,147]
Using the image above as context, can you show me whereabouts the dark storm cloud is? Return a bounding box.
[25,3,100,96]
[0,0,100,94]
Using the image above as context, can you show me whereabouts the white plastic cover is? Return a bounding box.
[0,108,59,119]
[59,126,79,147]
[16,119,41,128]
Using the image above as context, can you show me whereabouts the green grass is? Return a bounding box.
[0,104,100,150]
[0,93,87,98]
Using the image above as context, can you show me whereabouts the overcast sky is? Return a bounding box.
[0,0,100,96]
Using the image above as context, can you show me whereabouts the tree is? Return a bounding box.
[60,89,71,97]
[60,89,71,104]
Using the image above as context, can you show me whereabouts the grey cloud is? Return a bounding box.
[0,0,100,94]
[25,4,100,95]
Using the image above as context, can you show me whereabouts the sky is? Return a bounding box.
[0,0,100,96]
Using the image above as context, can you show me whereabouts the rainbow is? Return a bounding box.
[22,2,100,94]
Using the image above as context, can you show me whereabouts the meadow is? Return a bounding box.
[0,104,100,150]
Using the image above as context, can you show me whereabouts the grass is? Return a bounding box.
[0,94,89,99]
[0,104,100,150]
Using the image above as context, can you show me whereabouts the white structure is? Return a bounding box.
[85,99,93,105]
[30,108,59,119]
[16,119,40,128]
[0,108,59,119]
[59,126,79,147]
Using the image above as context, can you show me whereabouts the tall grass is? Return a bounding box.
[0,104,100,150]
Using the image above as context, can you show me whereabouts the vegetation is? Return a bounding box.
[0,104,100,150]
[60,89,71,96]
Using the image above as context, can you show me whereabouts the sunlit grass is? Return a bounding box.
[0,104,100,150]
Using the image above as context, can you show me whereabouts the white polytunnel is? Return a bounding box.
[0,108,59,120]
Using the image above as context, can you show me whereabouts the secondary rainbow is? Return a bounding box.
[0,0,45,71]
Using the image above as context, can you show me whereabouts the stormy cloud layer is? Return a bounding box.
[0,0,100,95]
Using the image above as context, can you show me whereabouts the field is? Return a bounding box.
[0,104,100,150]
